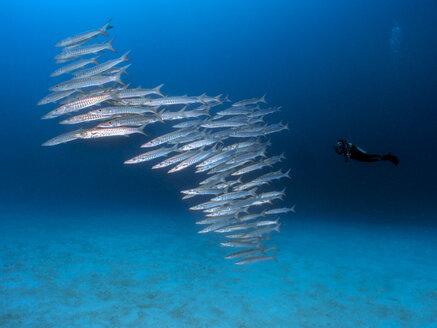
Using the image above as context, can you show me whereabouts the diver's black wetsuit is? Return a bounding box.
[334,140,399,166]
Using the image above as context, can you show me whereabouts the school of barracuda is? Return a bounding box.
[38,20,295,265]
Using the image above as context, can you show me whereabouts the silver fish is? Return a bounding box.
[49,70,124,92]
[264,205,296,215]
[124,146,177,164]
[225,247,276,260]
[56,19,113,47]
[42,92,115,119]
[117,84,164,98]
[152,150,197,169]
[97,115,160,128]
[41,129,84,146]
[50,56,100,77]
[141,128,194,148]
[72,51,131,79]
[79,126,146,139]
[235,253,277,265]
[232,94,267,107]
[37,89,77,106]
[55,38,116,61]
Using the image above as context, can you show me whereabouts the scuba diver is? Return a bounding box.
[334,139,399,166]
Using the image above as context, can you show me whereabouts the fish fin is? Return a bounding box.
[121,50,131,62]
[261,149,267,158]
[137,124,148,136]
[100,18,113,36]
[249,188,258,197]
[92,54,101,65]
[214,94,223,104]
[275,223,281,233]
[198,94,208,106]
[110,90,121,101]
[114,71,125,86]
[285,122,289,131]
[285,168,291,179]
[272,250,278,262]
[265,159,274,167]
[157,108,166,123]
[204,106,212,117]
[154,83,165,97]
[260,93,267,104]
[107,37,116,53]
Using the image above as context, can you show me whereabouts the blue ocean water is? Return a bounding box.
[0,0,436,327]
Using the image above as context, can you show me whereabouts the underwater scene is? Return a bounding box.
[0,0,436,327]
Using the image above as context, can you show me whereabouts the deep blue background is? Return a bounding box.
[0,0,436,223]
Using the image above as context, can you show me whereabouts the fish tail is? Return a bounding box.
[107,37,116,53]
[291,204,296,214]
[249,188,258,197]
[260,93,267,104]
[114,71,125,86]
[92,54,101,65]
[285,168,291,179]
[100,18,113,36]
[110,90,121,101]
[272,250,278,262]
[261,148,267,158]
[275,223,281,233]
[154,83,165,97]
[122,66,132,77]
[137,124,148,136]
[121,50,131,62]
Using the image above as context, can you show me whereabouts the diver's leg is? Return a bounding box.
[359,154,383,162]
[381,153,399,166]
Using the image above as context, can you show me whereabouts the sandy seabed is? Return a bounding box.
[1,209,436,328]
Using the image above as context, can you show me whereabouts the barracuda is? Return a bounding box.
[55,37,116,61]
[97,115,160,128]
[87,106,157,117]
[79,126,146,139]
[152,150,197,169]
[72,51,131,79]
[60,112,121,125]
[56,19,113,48]
[168,146,218,173]
[49,70,124,92]
[124,146,177,164]
[141,128,194,148]
[42,92,115,119]
[37,89,77,106]
[40,23,294,265]
[50,56,100,77]
[117,84,164,98]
